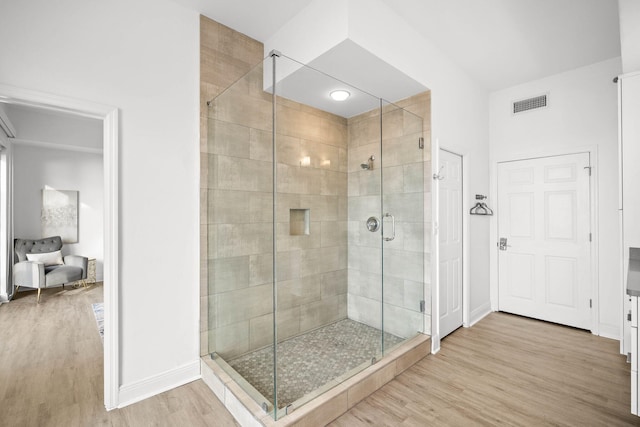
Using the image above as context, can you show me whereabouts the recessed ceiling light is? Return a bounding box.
[330,90,350,101]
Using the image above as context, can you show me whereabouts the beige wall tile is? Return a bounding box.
[217,156,272,192]
[357,168,381,196]
[321,269,348,298]
[383,302,424,339]
[321,170,348,196]
[383,248,423,283]
[209,256,250,294]
[277,220,321,251]
[214,283,273,328]
[203,153,217,189]
[249,128,272,162]
[275,306,302,342]
[347,294,381,329]
[403,162,424,193]
[300,295,345,331]
[277,275,322,311]
[320,221,347,248]
[249,253,273,286]
[275,250,301,282]
[300,246,341,277]
[208,189,249,224]
[211,321,250,359]
[217,223,273,258]
[208,119,251,158]
[248,312,275,350]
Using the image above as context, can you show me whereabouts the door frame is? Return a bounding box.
[0,84,120,409]
[431,140,470,353]
[490,146,599,335]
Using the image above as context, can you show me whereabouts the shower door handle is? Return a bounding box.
[383,213,395,242]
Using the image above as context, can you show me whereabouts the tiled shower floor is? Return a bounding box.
[226,319,404,409]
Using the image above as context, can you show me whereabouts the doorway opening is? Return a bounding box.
[0,85,119,409]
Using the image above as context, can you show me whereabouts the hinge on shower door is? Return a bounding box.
[420,300,425,313]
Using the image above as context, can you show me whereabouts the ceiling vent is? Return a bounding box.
[513,94,548,114]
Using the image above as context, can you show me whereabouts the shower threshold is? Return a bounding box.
[201,322,431,426]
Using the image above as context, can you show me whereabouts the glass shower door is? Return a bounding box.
[381,100,425,353]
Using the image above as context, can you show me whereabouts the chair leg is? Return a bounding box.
[37,288,41,304]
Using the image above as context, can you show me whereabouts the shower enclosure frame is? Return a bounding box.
[205,50,428,421]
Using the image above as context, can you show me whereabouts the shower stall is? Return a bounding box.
[204,51,429,421]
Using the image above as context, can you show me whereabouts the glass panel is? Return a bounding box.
[272,54,383,418]
[381,99,425,353]
[204,51,428,422]
[206,56,276,415]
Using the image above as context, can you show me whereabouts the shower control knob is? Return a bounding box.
[366,217,380,232]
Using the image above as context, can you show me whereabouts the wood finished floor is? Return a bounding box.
[0,283,238,427]
[332,312,639,426]
[1,287,637,426]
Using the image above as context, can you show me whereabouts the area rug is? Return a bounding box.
[92,302,104,343]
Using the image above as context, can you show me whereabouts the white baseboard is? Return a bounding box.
[469,302,492,327]
[117,360,201,408]
[598,323,621,341]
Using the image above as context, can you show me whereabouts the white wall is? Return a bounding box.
[265,0,492,345]
[13,144,104,280]
[0,0,200,406]
[619,0,640,73]
[489,57,623,338]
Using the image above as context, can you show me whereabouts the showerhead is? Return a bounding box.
[361,155,375,170]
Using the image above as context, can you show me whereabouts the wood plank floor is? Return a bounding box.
[2,287,637,426]
[332,312,639,426]
[0,283,238,427]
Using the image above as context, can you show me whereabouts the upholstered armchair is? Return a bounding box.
[13,236,88,303]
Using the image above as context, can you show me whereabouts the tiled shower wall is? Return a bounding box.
[200,16,264,356]
[201,17,349,359]
[347,94,432,339]
[200,16,432,359]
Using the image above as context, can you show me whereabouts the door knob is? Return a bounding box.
[499,237,511,251]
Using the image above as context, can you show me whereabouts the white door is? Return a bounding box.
[497,153,592,330]
[439,149,463,338]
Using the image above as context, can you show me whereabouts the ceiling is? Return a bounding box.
[383,0,621,90]
[272,40,428,118]
[174,0,621,92]
[1,103,103,150]
[172,0,315,42]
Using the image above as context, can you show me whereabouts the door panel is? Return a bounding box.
[439,149,463,338]
[498,153,591,330]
